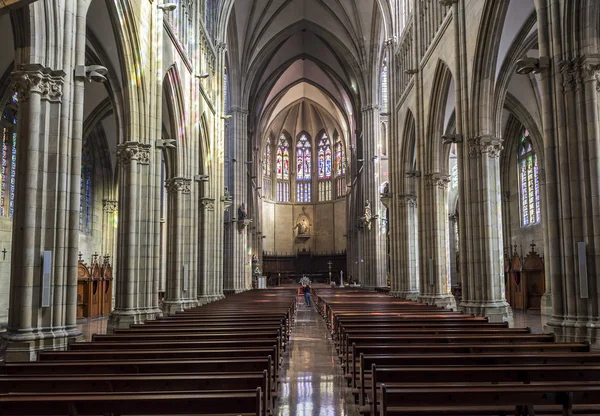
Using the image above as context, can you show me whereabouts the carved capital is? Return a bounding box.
[165,177,192,194]
[439,0,458,6]
[138,144,152,165]
[102,199,118,213]
[361,104,380,112]
[12,66,64,102]
[448,213,458,223]
[384,36,397,48]
[559,59,577,90]
[577,55,600,89]
[117,142,141,165]
[424,172,450,189]
[398,193,417,208]
[201,197,216,212]
[467,136,503,158]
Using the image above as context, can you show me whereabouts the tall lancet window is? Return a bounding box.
[317,132,332,201]
[80,137,94,233]
[380,55,389,113]
[335,135,346,199]
[263,138,272,200]
[276,135,290,202]
[296,133,312,203]
[1,91,18,218]
[519,129,540,226]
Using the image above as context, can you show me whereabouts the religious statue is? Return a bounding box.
[294,218,309,235]
[361,200,373,230]
[238,202,247,220]
[382,182,390,197]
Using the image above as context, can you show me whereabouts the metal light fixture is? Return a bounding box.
[158,3,177,12]
[196,73,210,79]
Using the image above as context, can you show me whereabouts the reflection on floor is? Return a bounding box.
[276,300,359,416]
[77,316,108,341]
[512,310,544,333]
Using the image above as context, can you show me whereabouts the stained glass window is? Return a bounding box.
[276,135,290,202]
[335,137,346,199]
[381,56,389,113]
[519,129,541,226]
[1,92,17,218]
[264,138,271,176]
[317,133,332,201]
[296,134,311,202]
[80,138,93,233]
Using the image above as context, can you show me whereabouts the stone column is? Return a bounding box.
[162,177,192,313]
[108,142,150,328]
[391,194,420,300]
[458,136,512,323]
[102,199,118,306]
[198,196,216,304]
[418,173,456,309]
[360,106,387,288]
[0,66,84,361]
[224,107,250,294]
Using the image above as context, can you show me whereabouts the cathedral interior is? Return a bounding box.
[0,0,599,414]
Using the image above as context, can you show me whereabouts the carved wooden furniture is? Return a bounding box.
[505,243,545,312]
[77,260,91,319]
[101,259,114,315]
[522,244,545,312]
[89,260,102,318]
[506,246,524,310]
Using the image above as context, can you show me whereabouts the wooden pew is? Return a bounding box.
[367,364,600,415]
[0,389,263,416]
[355,354,600,406]
[379,383,600,416]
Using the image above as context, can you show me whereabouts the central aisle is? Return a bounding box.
[275,301,359,416]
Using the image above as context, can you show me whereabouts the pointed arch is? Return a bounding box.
[162,64,188,178]
[425,60,454,173]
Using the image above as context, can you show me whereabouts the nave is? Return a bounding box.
[2,286,600,415]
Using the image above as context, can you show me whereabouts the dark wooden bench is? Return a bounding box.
[379,383,600,416]
[0,389,263,416]
[366,364,600,415]
[354,354,600,406]
[0,372,270,414]
[342,333,554,367]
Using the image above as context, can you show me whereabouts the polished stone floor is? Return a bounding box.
[275,299,359,416]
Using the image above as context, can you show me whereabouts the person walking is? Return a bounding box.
[302,282,311,306]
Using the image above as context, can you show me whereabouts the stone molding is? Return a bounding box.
[229,106,249,115]
[424,173,450,189]
[439,0,458,6]
[448,213,458,223]
[398,194,417,207]
[560,55,600,91]
[361,104,380,112]
[138,144,151,165]
[103,199,118,213]
[117,142,141,165]
[12,65,65,102]
[201,197,216,211]
[467,136,503,159]
[165,177,192,194]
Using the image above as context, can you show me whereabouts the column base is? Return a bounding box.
[108,308,145,330]
[390,290,419,301]
[418,294,457,310]
[161,300,187,315]
[223,288,247,295]
[548,316,600,347]
[0,327,82,362]
[540,292,553,333]
[460,300,514,325]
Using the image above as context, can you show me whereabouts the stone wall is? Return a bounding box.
[262,200,346,255]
